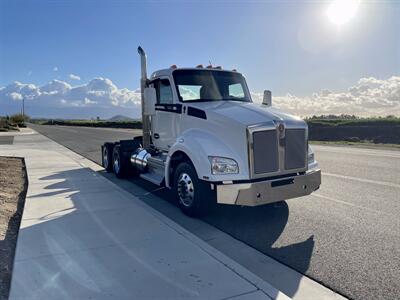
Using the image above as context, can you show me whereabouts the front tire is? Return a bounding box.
[173,162,211,217]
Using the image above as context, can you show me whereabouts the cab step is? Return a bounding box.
[139,153,167,186]
[140,172,164,185]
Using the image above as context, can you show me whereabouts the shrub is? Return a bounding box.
[0,117,7,128]
[9,114,29,126]
[0,116,19,131]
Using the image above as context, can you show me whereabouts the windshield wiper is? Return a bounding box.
[184,99,217,103]
[225,97,249,102]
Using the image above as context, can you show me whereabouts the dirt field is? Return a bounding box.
[0,157,27,300]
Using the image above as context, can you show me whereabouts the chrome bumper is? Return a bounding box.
[216,169,321,206]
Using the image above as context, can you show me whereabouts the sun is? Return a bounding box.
[327,0,360,25]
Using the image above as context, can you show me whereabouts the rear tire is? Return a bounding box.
[102,143,113,172]
[173,162,211,217]
[119,139,141,177]
[112,144,128,178]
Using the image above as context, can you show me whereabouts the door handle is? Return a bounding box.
[154,133,160,139]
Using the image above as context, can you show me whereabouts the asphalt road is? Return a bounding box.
[29,124,400,300]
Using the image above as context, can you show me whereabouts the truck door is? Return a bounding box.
[152,78,181,151]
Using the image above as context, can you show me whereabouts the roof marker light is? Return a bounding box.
[206,64,213,69]
[232,69,237,72]
[215,66,222,70]
[170,64,177,69]
[196,64,204,68]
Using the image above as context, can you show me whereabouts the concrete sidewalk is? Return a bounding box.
[0,128,290,300]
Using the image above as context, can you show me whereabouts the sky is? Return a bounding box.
[0,0,399,119]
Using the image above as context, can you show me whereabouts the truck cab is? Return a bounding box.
[102,47,321,216]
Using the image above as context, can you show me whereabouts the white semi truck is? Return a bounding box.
[101,46,321,216]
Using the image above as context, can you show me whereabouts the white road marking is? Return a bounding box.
[323,172,400,189]
[312,193,393,216]
[314,145,400,159]
[313,193,356,207]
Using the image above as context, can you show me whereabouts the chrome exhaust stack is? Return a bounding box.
[138,46,151,150]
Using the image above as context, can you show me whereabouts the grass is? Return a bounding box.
[306,116,400,144]
[30,119,130,127]
[31,119,142,129]
[310,140,400,150]
[307,118,400,127]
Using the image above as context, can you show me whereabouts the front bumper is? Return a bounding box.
[216,169,321,206]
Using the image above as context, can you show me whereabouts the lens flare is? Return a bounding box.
[327,0,360,25]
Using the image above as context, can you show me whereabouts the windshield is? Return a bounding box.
[173,69,252,102]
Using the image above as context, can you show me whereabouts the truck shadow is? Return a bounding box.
[205,202,315,282]
[19,168,286,298]
[21,169,313,298]
[102,173,315,298]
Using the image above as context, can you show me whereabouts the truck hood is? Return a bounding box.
[187,101,306,127]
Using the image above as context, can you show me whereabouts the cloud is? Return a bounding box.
[0,77,141,112]
[69,74,81,81]
[0,75,399,118]
[53,67,58,72]
[41,79,71,94]
[178,85,199,100]
[0,81,41,101]
[9,92,23,101]
[251,76,400,117]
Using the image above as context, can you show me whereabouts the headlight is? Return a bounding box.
[209,157,239,175]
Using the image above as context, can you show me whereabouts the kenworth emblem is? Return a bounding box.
[274,120,285,139]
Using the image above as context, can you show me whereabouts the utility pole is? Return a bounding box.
[22,96,25,124]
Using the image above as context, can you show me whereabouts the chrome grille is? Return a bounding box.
[285,129,306,170]
[249,126,307,178]
[252,130,278,174]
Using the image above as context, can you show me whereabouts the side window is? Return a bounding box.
[156,79,173,104]
[228,83,245,98]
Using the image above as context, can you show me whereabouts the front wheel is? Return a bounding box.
[173,162,212,217]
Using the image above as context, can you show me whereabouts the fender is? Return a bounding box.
[165,128,250,188]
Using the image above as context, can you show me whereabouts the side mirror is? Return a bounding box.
[263,90,272,106]
[144,87,156,115]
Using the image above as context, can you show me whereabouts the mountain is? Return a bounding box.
[108,115,135,122]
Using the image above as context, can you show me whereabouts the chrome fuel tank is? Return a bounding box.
[130,148,151,172]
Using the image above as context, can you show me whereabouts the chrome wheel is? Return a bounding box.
[113,151,120,174]
[103,147,109,169]
[177,172,194,207]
